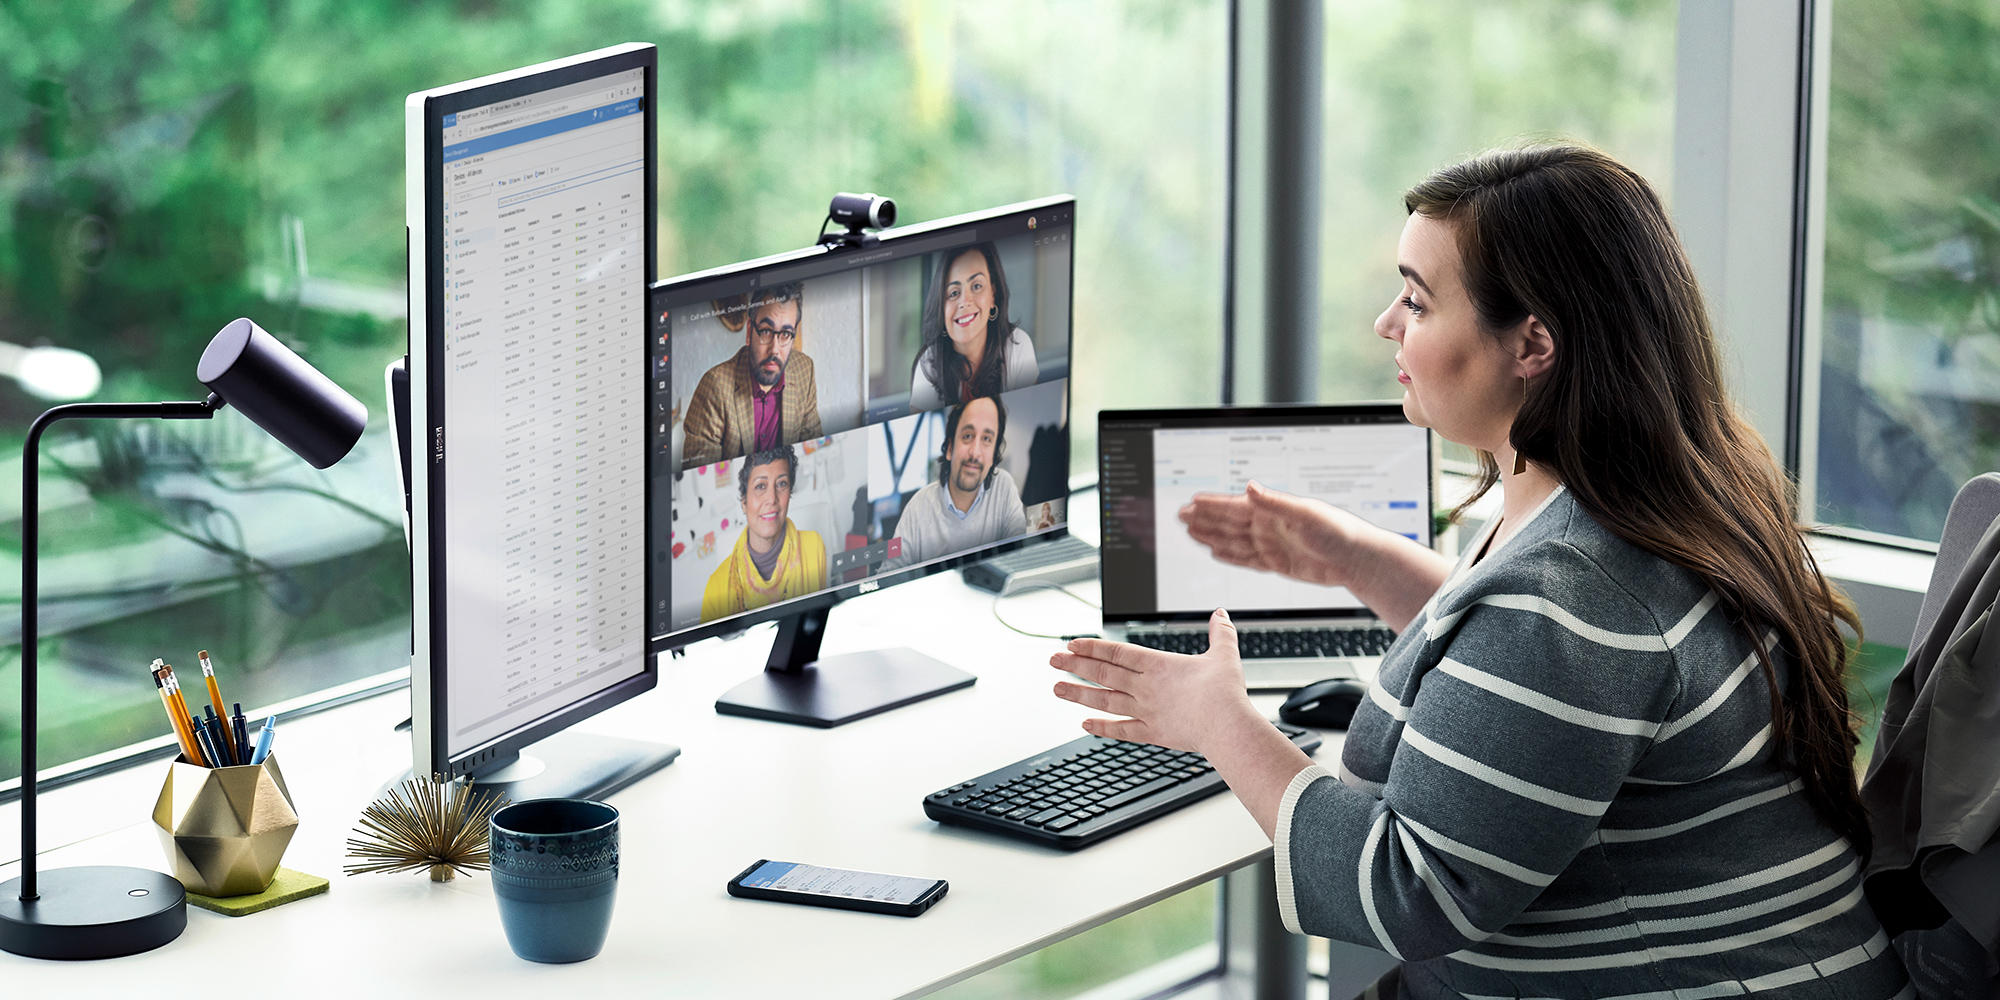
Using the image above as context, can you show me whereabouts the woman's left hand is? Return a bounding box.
[1050,609,1257,753]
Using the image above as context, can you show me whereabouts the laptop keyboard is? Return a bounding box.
[923,723,1321,848]
[1127,625,1396,659]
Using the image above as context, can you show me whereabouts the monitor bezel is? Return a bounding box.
[1095,402,1435,625]
[648,194,1078,655]
[408,43,658,783]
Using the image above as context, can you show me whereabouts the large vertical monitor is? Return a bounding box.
[649,197,1076,726]
[406,44,675,798]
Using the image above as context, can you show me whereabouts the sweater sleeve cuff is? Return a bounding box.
[1274,763,1335,936]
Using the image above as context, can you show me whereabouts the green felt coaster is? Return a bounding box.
[186,867,329,916]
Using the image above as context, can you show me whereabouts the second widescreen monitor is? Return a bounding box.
[649,199,1074,641]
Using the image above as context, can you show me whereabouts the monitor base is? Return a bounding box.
[715,648,976,728]
[382,731,680,803]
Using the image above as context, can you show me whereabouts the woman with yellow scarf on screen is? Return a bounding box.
[701,445,828,621]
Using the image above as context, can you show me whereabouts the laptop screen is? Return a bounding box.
[1098,404,1431,622]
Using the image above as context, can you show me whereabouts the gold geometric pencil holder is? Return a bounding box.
[150,754,298,897]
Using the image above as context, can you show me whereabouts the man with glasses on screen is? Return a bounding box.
[882,395,1027,572]
[682,282,823,467]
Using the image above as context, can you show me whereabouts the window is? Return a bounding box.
[1809,0,2000,544]
[0,1,1226,785]
[1313,0,1678,456]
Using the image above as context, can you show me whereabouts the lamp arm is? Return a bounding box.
[16,396,219,901]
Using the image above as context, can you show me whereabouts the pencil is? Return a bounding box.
[198,650,238,763]
[152,660,200,763]
[163,667,208,767]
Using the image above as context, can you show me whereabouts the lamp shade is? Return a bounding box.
[197,318,366,468]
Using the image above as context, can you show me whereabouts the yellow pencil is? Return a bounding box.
[197,650,238,763]
[152,659,201,763]
[162,663,208,767]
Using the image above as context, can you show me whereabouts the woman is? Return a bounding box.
[1052,145,1907,998]
[909,242,1038,411]
[700,444,827,621]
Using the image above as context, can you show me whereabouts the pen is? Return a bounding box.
[153,661,200,763]
[198,650,239,764]
[192,717,222,770]
[203,707,236,766]
[250,715,278,765]
[232,704,249,767]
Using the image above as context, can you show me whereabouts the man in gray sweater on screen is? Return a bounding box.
[883,395,1027,572]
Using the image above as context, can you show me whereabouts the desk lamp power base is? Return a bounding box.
[0,866,187,960]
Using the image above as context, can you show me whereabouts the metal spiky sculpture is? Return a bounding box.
[345,778,508,882]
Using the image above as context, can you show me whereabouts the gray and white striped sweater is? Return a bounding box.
[1276,487,1909,999]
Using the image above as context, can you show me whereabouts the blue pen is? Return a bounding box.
[250,714,278,765]
[193,722,223,770]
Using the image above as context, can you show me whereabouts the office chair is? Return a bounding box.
[1861,471,2000,998]
[1911,473,2000,643]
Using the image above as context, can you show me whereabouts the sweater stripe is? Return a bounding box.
[1366,680,1409,721]
[1359,811,1404,959]
[1425,593,1685,651]
[1624,723,1772,786]
[1460,929,1893,1000]
[1454,885,1866,972]
[1394,821,1492,942]
[1398,814,1560,887]
[1404,727,1614,816]
[1485,859,1857,949]
[1657,637,1769,742]
[1506,839,1847,927]
[1599,780,1803,844]
[1437,658,1660,736]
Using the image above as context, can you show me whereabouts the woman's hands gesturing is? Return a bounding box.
[1178,481,1358,589]
[1050,608,1261,755]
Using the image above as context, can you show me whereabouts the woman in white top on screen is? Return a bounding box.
[909,242,1038,411]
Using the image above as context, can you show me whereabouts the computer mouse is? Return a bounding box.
[1278,678,1368,730]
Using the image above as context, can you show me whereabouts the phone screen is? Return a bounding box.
[739,861,937,904]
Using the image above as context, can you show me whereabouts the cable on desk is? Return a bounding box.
[988,581,1101,640]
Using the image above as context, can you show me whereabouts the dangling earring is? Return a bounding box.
[1511,376,1529,476]
[988,307,998,321]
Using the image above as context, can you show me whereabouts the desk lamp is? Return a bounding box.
[0,318,366,959]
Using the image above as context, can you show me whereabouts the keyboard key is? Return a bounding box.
[1098,776,1181,811]
[1045,815,1081,831]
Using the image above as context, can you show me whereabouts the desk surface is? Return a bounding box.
[2,548,1335,997]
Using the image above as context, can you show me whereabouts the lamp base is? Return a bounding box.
[0,866,187,960]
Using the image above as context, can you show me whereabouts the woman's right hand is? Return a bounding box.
[1179,481,1361,589]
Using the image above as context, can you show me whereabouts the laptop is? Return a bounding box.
[1096,403,1432,691]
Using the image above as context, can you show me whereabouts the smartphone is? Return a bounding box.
[726,860,948,917]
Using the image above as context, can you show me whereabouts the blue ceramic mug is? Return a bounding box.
[489,798,619,963]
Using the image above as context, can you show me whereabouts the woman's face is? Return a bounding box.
[1374,214,1524,455]
[740,458,793,550]
[941,249,996,354]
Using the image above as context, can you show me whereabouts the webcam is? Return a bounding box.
[819,192,897,249]
[830,192,895,230]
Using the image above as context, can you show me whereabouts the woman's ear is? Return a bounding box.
[1515,316,1556,380]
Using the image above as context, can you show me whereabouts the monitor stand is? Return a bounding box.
[714,608,975,728]
[382,731,680,803]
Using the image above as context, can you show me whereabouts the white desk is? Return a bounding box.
[2,556,1337,997]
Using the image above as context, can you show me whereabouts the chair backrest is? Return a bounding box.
[1911,472,2000,647]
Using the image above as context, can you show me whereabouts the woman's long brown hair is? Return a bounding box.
[1407,144,1870,858]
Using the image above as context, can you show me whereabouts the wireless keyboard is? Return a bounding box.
[923,723,1321,848]
[1128,625,1396,660]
